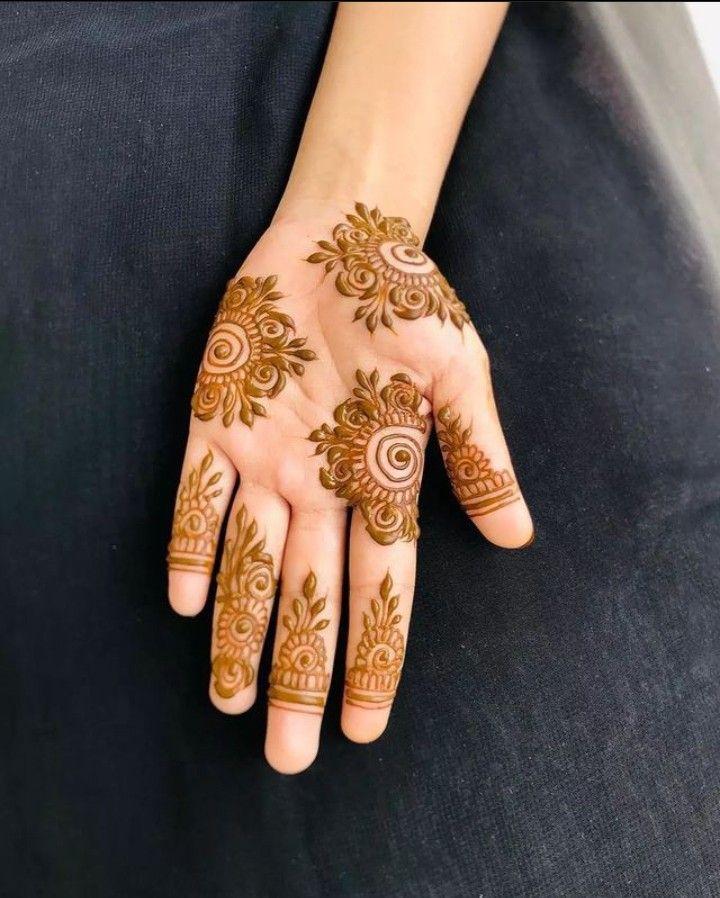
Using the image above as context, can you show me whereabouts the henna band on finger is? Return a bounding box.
[437,405,519,516]
[167,450,223,574]
[268,572,330,714]
[345,573,405,710]
[211,506,277,698]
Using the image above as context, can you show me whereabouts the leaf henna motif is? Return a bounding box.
[436,405,519,517]
[167,450,223,574]
[211,506,276,698]
[307,202,469,332]
[345,573,405,710]
[267,572,330,713]
[309,370,427,546]
[191,275,316,427]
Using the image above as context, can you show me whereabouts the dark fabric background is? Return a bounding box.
[2,2,719,896]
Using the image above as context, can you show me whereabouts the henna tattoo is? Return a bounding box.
[437,405,519,516]
[191,274,316,427]
[211,505,276,698]
[268,572,330,713]
[345,573,405,710]
[167,450,223,574]
[309,369,426,545]
[307,202,469,333]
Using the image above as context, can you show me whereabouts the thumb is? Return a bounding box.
[432,337,534,549]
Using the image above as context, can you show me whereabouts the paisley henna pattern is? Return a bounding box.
[211,505,276,698]
[268,572,330,713]
[345,573,405,710]
[309,369,426,545]
[307,202,469,332]
[192,275,316,427]
[437,405,519,516]
[167,450,223,574]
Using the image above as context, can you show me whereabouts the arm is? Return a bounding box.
[276,2,509,238]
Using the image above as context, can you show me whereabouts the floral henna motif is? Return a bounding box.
[167,450,223,574]
[345,573,405,710]
[268,572,330,713]
[211,505,277,698]
[191,274,316,427]
[309,369,427,546]
[307,202,469,332]
[437,405,519,516]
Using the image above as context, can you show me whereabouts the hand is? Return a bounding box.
[167,201,533,773]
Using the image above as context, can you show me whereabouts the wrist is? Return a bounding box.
[273,127,440,242]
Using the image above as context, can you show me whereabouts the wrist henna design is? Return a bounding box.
[437,405,519,516]
[268,572,330,714]
[309,369,426,545]
[167,450,223,574]
[307,202,469,333]
[345,573,405,710]
[191,275,316,427]
[211,505,277,698]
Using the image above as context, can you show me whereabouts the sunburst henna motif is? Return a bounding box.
[309,369,427,546]
[437,405,519,517]
[345,573,405,710]
[167,450,223,574]
[268,572,330,713]
[191,274,316,427]
[211,505,276,698]
[307,202,469,332]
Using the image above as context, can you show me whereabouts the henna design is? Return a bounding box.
[191,274,316,427]
[167,450,223,574]
[268,572,330,713]
[307,202,469,332]
[309,369,426,545]
[437,405,519,516]
[345,573,405,710]
[211,505,276,698]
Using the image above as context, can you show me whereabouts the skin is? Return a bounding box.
[167,1,532,774]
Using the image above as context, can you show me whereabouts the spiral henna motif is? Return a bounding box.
[211,506,276,699]
[436,405,519,517]
[191,275,316,428]
[268,572,330,713]
[309,370,427,546]
[202,323,251,374]
[345,573,405,710]
[307,202,470,332]
[369,428,424,489]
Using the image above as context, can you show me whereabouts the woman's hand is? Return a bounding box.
[167,201,533,773]
[166,0,515,773]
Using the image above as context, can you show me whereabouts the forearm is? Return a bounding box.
[274,1,509,240]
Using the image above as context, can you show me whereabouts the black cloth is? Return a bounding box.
[2,3,719,896]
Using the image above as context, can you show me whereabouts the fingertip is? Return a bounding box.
[168,570,209,617]
[517,528,535,549]
[265,707,321,774]
[341,707,389,744]
[471,501,534,550]
[209,683,257,716]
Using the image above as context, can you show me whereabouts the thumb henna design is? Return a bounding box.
[437,405,519,517]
